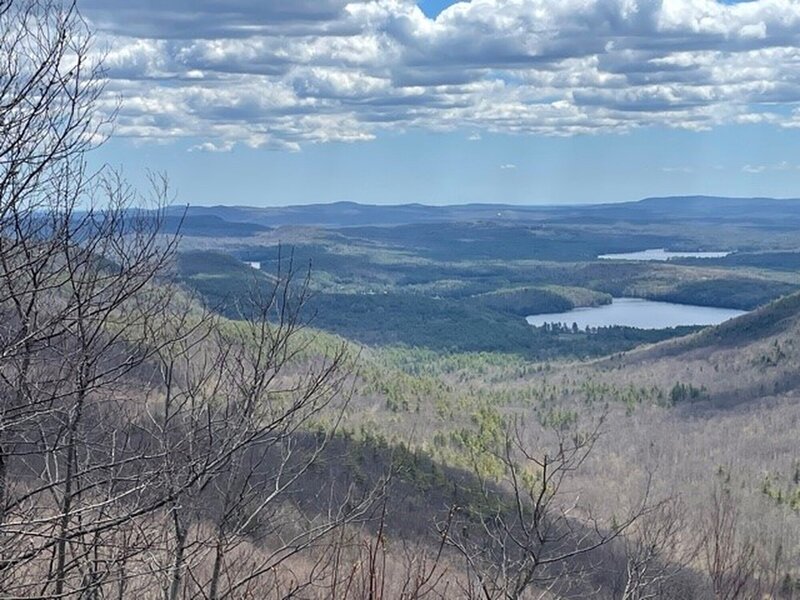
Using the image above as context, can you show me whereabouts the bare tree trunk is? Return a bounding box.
[167,504,187,600]
[54,387,86,597]
[208,536,224,600]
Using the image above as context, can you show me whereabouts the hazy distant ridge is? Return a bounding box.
[165,196,800,229]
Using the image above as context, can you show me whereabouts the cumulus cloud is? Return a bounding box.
[82,0,800,150]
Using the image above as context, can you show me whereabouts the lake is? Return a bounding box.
[597,248,731,261]
[526,297,746,330]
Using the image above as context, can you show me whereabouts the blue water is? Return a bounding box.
[526,297,745,330]
[598,249,730,261]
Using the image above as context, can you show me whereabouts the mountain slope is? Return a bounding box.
[594,292,800,406]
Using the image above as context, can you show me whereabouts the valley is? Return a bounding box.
[173,196,800,358]
[163,195,800,597]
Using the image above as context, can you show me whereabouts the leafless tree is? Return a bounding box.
[0,1,184,585]
[443,416,650,600]
[618,498,696,600]
[0,2,372,597]
[142,261,380,599]
[0,170,183,595]
[312,500,456,600]
[702,486,760,600]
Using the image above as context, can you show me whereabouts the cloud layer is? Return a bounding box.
[85,0,800,150]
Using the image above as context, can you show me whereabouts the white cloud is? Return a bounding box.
[500,163,517,170]
[80,0,800,150]
[742,161,800,174]
[188,141,235,153]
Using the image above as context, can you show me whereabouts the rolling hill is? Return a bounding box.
[165,196,800,231]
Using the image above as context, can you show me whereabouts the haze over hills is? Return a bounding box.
[163,195,800,233]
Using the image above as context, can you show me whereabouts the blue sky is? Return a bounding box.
[417,0,459,17]
[86,0,800,206]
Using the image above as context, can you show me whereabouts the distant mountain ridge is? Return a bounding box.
[164,196,800,230]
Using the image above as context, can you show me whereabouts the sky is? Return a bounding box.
[83,0,800,206]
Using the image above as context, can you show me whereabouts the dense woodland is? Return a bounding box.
[1,2,799,598]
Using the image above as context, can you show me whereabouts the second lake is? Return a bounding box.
[526,297,746,330]
[597,249,731,261]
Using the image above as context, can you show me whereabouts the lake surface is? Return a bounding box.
[597,248,731,261]
[526,298,746,330]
